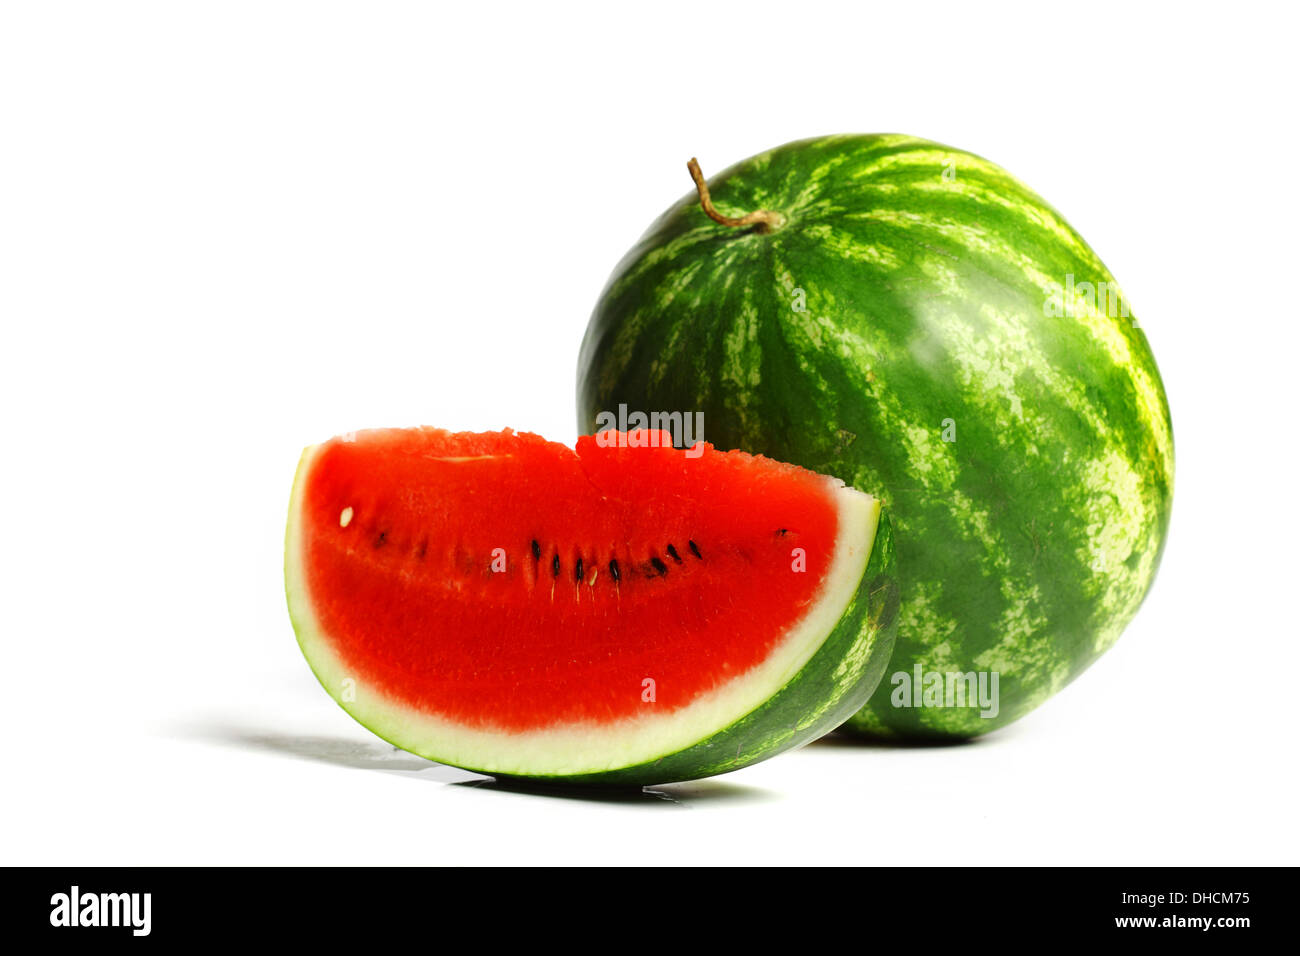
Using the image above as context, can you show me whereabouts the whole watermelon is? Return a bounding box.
[576,134,1173,738]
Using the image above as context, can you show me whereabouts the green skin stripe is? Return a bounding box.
[533,515,897,785]
[577,134,1174,738]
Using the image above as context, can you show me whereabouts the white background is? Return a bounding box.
[3,1,1296,865]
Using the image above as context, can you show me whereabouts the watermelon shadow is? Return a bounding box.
[454,776,775,807]
[807,730,987,749]
[189,724,487,784]
[189,724,775,804]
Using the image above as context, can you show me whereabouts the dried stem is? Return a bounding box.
[687,158,784,233]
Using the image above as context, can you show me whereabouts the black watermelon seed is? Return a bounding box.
[375,531,388,548]
[609,559,621,582]
[666,544,682,564]
[552,554,561,577]
[650,557,668,576]
[688,540,702,559]
[575,557,584,583]
[531,539,541,561]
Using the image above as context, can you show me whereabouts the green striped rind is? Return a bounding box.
[555,514,898,785]
[577,133,1174,738]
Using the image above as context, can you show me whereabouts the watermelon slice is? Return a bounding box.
[284,427,897,785]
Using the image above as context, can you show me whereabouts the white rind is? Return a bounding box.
[284,444,880,777]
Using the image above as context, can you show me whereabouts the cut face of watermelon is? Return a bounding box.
[284,428,897,785]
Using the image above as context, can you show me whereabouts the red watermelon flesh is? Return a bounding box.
[284,427,896,784]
